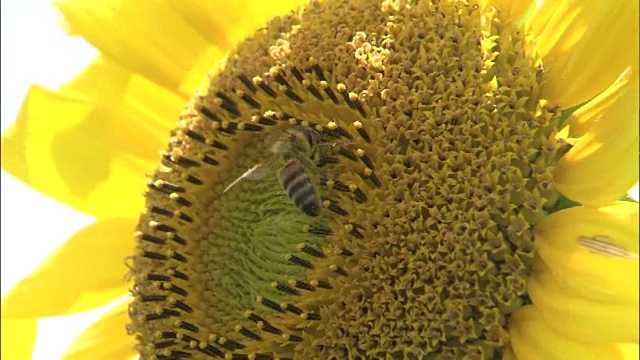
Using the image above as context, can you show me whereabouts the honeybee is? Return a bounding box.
[223,126,323,216]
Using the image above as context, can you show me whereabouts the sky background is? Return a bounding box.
[1,1,638,359]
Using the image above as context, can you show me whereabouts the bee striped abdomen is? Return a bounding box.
[279,160,320,216]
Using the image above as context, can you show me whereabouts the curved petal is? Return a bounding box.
[616,344,640,360]
[55,0,306,95]
[530,0,639,108]
[166,0,307,50]
[553,82,639,208]
[489,0,542,25]
[55,0,220,94]
[509,305,632,360]
[564,67,633,137]
[0,318,38,360]
[1,57,181,219]
[533,202,639,306]
[62,298,136,360]
[1,218,136,319]
[530,261,638,343]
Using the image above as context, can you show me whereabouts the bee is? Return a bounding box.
[223,126,323,216]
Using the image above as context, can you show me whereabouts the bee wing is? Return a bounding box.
[263,129,289,153]
[222,157,277,194]
[263,128,285,143]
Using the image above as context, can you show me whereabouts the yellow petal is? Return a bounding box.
[489,0,542,25]
[166,0,308,50]
[55,0,305,95]
[62,298,136,360]
[533,202,639,306]
[1,218,136,319]
[55,0,219,94]
[1,85,146,219]
[530,0,639,108]
[530,261,638,343]
[617,343,640,360]
[564,67,634,138]
[553,82,639,208]
[509,305,631,360]
[1,318,38,360]
[60,56,181,163]
[1,57,180,219]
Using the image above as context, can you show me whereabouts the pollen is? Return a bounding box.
[128,0,568,359]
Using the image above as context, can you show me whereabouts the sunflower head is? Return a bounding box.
[2,0,636,358]
[125,0,578,358]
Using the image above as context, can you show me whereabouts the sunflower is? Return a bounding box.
[1,0,638,358]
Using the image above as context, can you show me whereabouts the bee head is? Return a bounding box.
[287,126,318,153]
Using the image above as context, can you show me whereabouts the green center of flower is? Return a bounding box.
[129,0,568,358]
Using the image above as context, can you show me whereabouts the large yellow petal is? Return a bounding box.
[564,67,633,138]
[166,1,308,50]
[533,202,639,306]
[553,82,639,208]
[616,344,640,360]
[509,305,631,360]
[0,318,38,360]
[1,218,136,319]
[1,85,148,219]
[55,0,305,96]
[62,298,136,360]
[1,57,182,219]
[530,0,639,108]
[489,0,541,25]
[165,0,307,95]
[530,261,638,343]
[55,0,219,95]
[58,56,182,164]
